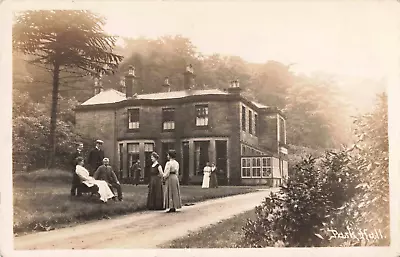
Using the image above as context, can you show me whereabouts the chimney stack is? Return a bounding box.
[162,77,171,92]
[227,79,242,95]
[119,76,126,94]
[125,65,136,98]
[94,74,103,95]
[183,64,195,90]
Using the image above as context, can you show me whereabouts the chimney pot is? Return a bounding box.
[125,66,137,98]
[183,64,195,90]
[120,77,126,93]
[93,74,103,95]
[227,79,242,95]
[162,77,171,92]
[128,65,135,76]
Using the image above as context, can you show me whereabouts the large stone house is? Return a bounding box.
[74,65,289,186]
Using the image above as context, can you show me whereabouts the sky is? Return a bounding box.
[88,1,400,80]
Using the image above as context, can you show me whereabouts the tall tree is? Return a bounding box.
[13,10,123,167]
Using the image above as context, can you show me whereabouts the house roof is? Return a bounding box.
[79,88,283,116]
[135,89,229,100]
[81,89,126,105]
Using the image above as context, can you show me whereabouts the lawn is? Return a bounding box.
[162,209,256,248]
[13,169,258,235]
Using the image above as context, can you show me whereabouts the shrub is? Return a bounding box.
[240,151,360,247]
[13,89,94,172]
[239,93,389,247]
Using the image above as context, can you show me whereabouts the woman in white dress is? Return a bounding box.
[75,157,115,203]
[201,162,211,188]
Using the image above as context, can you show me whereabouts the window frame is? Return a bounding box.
[241,158,252,178]
[162,107,176,131]
[248,109,253,134]
[195,104,209,127]
[241,105,246,131]
[128,108,140,131]
[241,156,273,178]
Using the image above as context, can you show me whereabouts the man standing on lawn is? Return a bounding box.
[87,139,105,176]
[94,157,123,201]
[131,160,141,186]
[70,142,84,197]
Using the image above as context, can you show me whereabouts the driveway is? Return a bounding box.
[14,188,278,250]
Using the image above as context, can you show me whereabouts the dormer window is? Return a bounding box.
[128,108,140,130]
[195,104,209,127]
[162,108,175,131]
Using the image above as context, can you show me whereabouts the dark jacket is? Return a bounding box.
[93,165,119,184]
[72,150,83,171]
[87,147,104,171]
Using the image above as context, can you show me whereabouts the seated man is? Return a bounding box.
[93,158,123,201]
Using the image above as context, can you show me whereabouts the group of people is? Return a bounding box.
[146,151,182,212]
[201,162,218,188]
[70,139,123,203]
[69,139,182,213]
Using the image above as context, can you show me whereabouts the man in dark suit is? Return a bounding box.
[70,142,84,196]
[130,160,141,186]
[87,139,105,176]
[94,158,123,201]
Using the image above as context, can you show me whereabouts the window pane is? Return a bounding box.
[144,143,154,152]
[127,143,139,153]
[249,110,253,134]
[128,109,139,122]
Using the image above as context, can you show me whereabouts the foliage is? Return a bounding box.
[240,93,389,247]
[12,89,93,171]
[240,151,360,247]
[320,92,389,246]
[13,10,123,167]
[12,33,385,163]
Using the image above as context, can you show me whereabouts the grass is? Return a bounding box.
[13,169,258,235]
[162,209,256,248]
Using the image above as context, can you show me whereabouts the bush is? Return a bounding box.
[240,151,360,247]
[239,93,389,247]
[13,89,94,172]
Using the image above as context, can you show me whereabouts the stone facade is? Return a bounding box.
[74,68,288,186]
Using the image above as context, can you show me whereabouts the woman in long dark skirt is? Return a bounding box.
[147,152,165,210]
[162,150,182,213]
[209,163,218,188]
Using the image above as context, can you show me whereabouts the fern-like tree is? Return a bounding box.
[12,10,123,167]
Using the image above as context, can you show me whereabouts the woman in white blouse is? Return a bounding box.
[163,150,182,213]
[201,162,211,188]
[75,157,115,203]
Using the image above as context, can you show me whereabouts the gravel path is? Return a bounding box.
[14,188,278,250]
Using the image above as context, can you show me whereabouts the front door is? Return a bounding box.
[216,140,228,185]
[181,141,189,185]
[194,141,210,176]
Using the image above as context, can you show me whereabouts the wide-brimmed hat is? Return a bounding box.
[96,139,104,144]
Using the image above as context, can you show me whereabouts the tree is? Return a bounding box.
[13,10,123,167]
[239,92,389,247]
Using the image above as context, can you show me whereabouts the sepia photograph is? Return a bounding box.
[1,0,399,256]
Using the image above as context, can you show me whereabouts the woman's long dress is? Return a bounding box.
[75,165,114,202]
[163,159,182,210]
[201,166,211,188]
[209,167,218,188]
[147,163,165,210]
